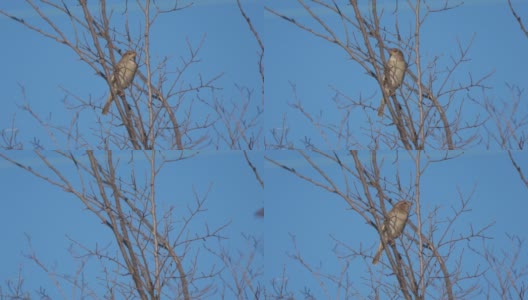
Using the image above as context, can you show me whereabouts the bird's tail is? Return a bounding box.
[372,242,384,265]
[377,98,386,117]
[102,95,113,115]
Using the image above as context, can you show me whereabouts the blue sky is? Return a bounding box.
[1,0,528,299]
[1,0,262,148]
[0,151,264,298]
[265,0,527,148]
[265,150,528,298]
[2,150,527,298]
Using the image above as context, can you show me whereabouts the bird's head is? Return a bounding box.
[388,48,403,57]
[122,50,137,59]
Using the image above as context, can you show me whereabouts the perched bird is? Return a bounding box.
[372,200,411,265]
[102,51,138,115]
[377,48,407,117]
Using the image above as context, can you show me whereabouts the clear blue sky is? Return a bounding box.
[1,0,528,299]
[2,151,527,298]
[0,151,264,298]
[1,0,262,148]
[265,151,528,298]
[266,0,527,148]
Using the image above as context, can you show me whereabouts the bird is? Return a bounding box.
[102,51,138,115]
[372,200,412,265]
[377,48,407,117]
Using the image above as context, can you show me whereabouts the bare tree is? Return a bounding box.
[483,85,528,188]
[0,1,262,150]
[507,0,528,38]
[265,150,495,299]
[0,151,262,299]
[475,5,528,297]
[265,1,491,150]
[467,234,528,300]
[483,2,528,188]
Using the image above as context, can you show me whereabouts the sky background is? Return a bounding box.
[1,150,527,298]
[0,151,264,298]
[1,0,526,149]
[265,0,527,149]
[0,0,263,148]
[1,0,528,299]
[265,151,528,298]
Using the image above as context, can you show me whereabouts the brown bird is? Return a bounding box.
[377,48,407,117]
[372,200,411,265]
[102,51,138,115]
